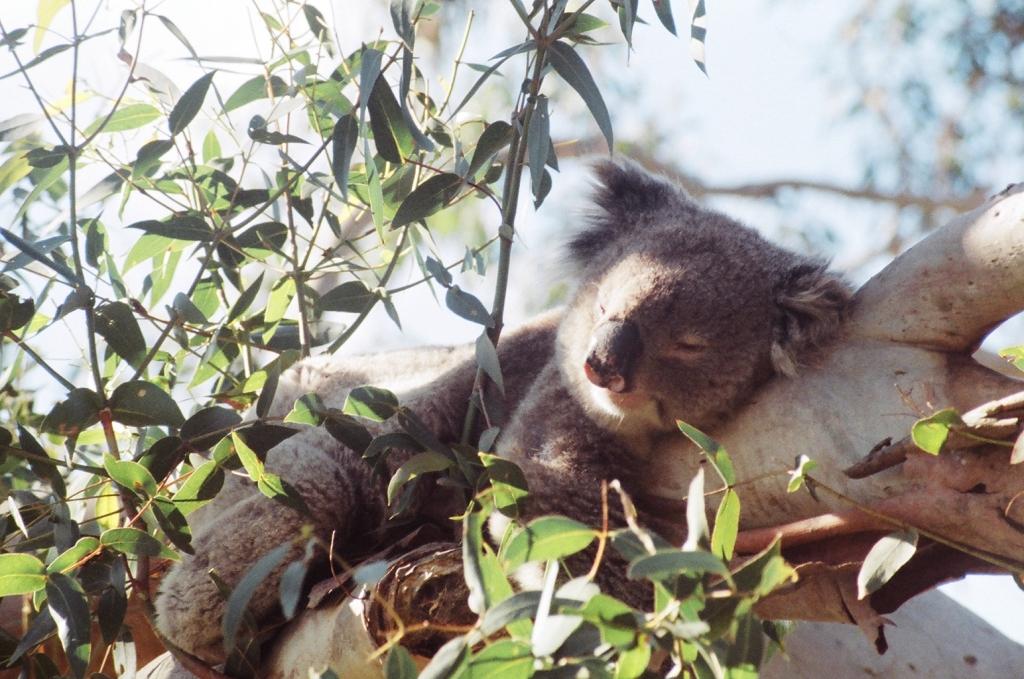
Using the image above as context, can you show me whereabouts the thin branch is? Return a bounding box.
[0,18,69,146]
[4,330,77,391]
[555,138,988,213]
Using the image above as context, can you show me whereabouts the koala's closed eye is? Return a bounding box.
[665,334,709,359]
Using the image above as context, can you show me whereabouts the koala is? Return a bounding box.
[489,159,851,601]
[154,158,849,662]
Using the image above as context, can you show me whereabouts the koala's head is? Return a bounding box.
[556,159,851,437]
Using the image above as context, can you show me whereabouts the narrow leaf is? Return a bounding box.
[45,573,91,679]
[169,71,215,135]
[857,529,918,599]
[223,543,290,649]
[391,173,463,228]
[547,41,613,150]
[331,113,359,200]
[446,285,494,327]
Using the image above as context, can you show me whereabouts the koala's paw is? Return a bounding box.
[154,554,229,664]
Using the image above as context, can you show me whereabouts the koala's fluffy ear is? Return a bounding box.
[570,158,691,264]
[771,263,852,377]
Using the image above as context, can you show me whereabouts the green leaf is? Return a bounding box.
[999,345,1024,372]
[41,388,102,436]
[446,285,494,327]
[617,642,651,679]
[0,291,35,332]
[419,636,468,679]
[677,420,734,485]
[46,537,100,575]
[172,460,224,515]
[384,644,418,679]
[100,527,170,558]
[231,431,264,480]
[283,393,326,426]
[85,103,160,134]
[109,380,185,427]
[786,454,818,493]
[463,507,489,615]
[224,74,289,111]
[391,173,463,229]
[387,450,451,504]
[331,113,359,200]
[573,593,638,649]
[169,71,215,135]
[367,75,413,162]
[626,549,728,580]
[0,553,46,596]
[465,639,533,679]
[731,538,795,597]
[527,94,551,201]
[857,529,918,599]
[547,41,613,151]
[711,488,740,561]
[911,408,963,455]
[302,3,331,47]
[480,453,528,516]
[468,121,512,178]
[150,496,194,555]
[475,333,504,395]
[652,0,677,35]
[104,453,158,498]
[223,542,290,650]
[617,0,638,46]
[132,138,175,179]
[127,214,215,242]
[424,256,453,287]
[45,573,91,679]
[202,129,221,162]
[343,386,399,422]
[688,0,708,75]
[25,145,69,168]
[0,227,78,283]
[180,406,242,450]
[95,301,146,367]
[236,221,288,258]
[318,280,375,313]
[227,272,265,323]
[0,43,72,81]
[503,516,596,568]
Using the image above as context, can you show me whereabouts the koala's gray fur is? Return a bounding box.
[154,159,850,662]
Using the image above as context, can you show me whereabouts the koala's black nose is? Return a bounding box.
[584,320,642,393]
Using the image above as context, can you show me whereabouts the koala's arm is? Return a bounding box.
[155,426,385,663]
[155,310,560,661]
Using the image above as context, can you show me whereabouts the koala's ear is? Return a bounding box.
[569,158,691,264]
[771,263,852,377]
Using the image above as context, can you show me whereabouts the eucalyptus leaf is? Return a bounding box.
[45,573,91,679]
[547,41,613,150]
[95,301,146,367]
[503,516,595,568]
[0,552,47,596]
[857,529,918,599]
[391,173,463,228]
[446,285,494,327]
[331,113,359,200]
[223,542,290,650]
[169,71,215,135]
[109,380,185,427]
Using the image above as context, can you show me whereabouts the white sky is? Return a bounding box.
[2,0,1022,646]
